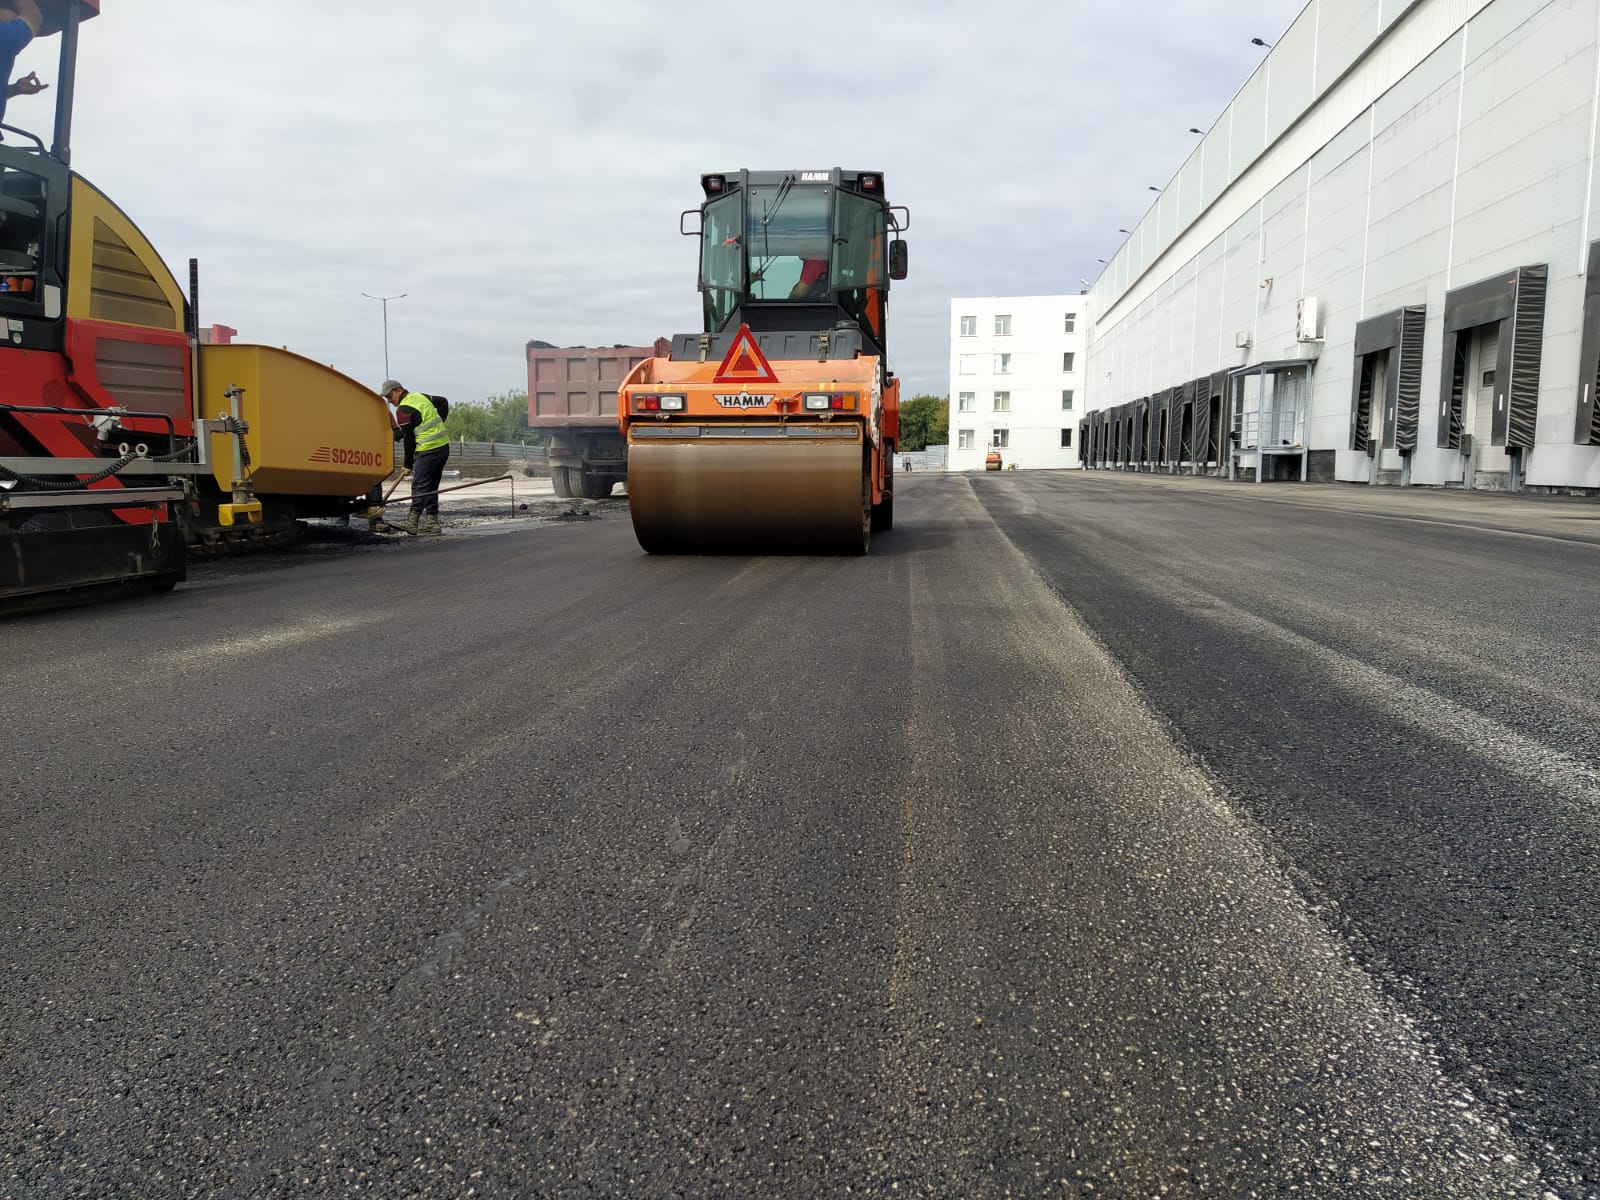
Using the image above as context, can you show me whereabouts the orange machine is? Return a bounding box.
[619,169,909,555]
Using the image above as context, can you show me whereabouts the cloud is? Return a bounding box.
[17,0,1304,407]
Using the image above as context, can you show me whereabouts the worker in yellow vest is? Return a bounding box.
[380,380,451,536]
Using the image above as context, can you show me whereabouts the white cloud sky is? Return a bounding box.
[8,0,1306,406]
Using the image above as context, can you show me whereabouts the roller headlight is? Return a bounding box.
[802,392,859,412]
[633,393,687,413]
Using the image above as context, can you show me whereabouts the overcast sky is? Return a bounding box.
[11,0,1306,406]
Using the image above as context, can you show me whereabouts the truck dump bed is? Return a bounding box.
[526,341,669,427]
[526,340,668,499]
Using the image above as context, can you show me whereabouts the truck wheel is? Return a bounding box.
[550,467,575,498]
[582,476,614,500]
[855,456,872,555]
[871,450,894,532]
[871,492,894,532]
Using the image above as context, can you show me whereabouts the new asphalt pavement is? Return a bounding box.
[3,470,1596,1198]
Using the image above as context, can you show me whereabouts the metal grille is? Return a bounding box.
[1394,305,1426,453]
[1352,354,1376,453]
[1192,380,1213,466]
[1507,265,1547,450]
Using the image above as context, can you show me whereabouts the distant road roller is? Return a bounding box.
[620,169,909,554]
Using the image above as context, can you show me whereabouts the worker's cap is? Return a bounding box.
[379,380,403,397]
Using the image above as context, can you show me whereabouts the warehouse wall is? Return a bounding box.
[1086,0,1600,491]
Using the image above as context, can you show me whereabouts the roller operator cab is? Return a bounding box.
[620,169,909,555]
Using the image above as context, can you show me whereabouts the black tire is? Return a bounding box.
[854,455,872,555]
[582,475,614,501]
[871,450,894,532]
[871,492,894,532]
[550,466,575,498]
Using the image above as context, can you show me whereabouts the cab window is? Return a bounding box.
[700,190,743,331]
[0,163,46,305]
[745,183,830,302]
[831,190,886,291]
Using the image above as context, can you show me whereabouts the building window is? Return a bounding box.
[995,353,1011,374]
[958,354,977,375]
[958,428,975,449]
[959,315,976,337]
[993,429,1010,448]
[1062,351,1075,372]
[1061,389,1074,410]
[957,391,975,412]
[1064,313,1077,334]
[1060,428,1073,447]
[995,314,1012,336]
[993,391,1010,412]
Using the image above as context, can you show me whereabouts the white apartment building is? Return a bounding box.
[1081,0,1600,493]
[946,296,1086,472]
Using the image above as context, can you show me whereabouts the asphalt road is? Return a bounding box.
[3,471,1596,1198]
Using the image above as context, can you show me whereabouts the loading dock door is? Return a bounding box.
[1437,265,1547,456]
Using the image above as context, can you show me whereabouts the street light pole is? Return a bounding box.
[361,291,407,379]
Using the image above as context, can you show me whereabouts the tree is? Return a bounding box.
[441,390,546,444]
[898,394,949,452]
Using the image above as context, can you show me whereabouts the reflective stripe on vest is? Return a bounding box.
[401,392,450,452]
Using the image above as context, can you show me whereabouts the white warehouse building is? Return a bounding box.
[946,297,1086,472]
[1080,0,1600,493]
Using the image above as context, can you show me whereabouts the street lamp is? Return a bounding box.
[361,291,407,380]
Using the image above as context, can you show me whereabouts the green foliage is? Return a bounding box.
[441,390,546,445]
[898,394,949,452]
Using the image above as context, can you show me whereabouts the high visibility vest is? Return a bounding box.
[400,392,450,453]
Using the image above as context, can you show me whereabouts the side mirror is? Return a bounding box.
[889,239,908,281]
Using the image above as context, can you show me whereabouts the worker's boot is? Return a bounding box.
[417,514,442,537]
[393,511,420,535]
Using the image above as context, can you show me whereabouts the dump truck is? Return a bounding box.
[0,2,395,610]
[618,169,909,554]
[527,339,667,499]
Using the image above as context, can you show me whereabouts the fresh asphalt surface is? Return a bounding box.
[4,471,1598,1198]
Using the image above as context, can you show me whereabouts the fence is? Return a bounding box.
[900,444,947,472]
[450,439,550,477]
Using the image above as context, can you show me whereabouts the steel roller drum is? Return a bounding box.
[628,432,868,554]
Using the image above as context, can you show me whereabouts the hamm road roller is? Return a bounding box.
[620,169,909,554]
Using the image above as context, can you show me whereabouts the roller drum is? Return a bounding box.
[628,437,869,554]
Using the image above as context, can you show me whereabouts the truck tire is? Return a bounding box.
[854,455,871,555]
[550,466,575,498]
[582,475,614,500]
[871,449,894,532]
[871,492,894,532]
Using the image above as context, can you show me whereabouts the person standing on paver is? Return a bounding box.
[380,380,450,536]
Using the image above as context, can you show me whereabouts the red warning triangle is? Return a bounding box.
[713,324,779,384]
